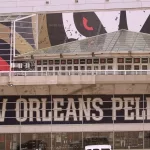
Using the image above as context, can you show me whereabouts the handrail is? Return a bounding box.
[0,70,149,76]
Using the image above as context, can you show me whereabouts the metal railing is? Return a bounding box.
[0,70,150,76]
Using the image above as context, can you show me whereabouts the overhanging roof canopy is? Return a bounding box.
[16,29,150,59]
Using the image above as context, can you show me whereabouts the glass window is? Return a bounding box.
[49,60,53,65]
[144,131,150,149]
[117,58,124,63]
[55,66,59,70]
[83,132,112,148]
[134,65,140,70]
[74,66,78,70]
[114,132,143,149]
[49,67,53,70]
[93,59,99,64]
[74,59,79,64]
[0,134,5,150]
[37,60,41,65]
[43,67,47,71]
[101,66,105,70]
[68,66,72,70]
[134,58,140,63]
[87,66,91,70]
[108,65,113,70]
[100,58,106,64]
[94,66,98,70]
[43,60,47,65]
[80,66,85,70]
[55,60,60,65]
[118,65,124,70]
[37,67,41,71]
[67,59,72,64]
[80,59,85,64]
[142,58,148,63]
[61,66,65,70]
[87,59,92,64]
[61,60,66,65]
[107,58,113,63]
[125,58,132,63]
[125,65,131,70]
[142,65,147,70]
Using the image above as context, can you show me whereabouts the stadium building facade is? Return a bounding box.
[1,10,150,150]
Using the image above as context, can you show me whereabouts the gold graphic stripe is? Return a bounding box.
[38,14,51,49]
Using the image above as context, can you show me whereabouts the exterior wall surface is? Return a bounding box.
[1,10,150,70]
[1,75,150,86]
[0,0,150,14]
[0,84,150,150]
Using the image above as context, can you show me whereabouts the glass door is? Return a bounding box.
[106,58,114,75]
[118,65,124,75]
[133,58,141,75]
[87,58,93,75]
[142,65,147,75]
[61,66,66,75]
[87,66,92,75]
[134,65,140,75]
[42,66,47,76]
[74,66,79,75]
[93,58,100,75]
[49,66,53,75]
[125,65,132,75]
[55,66,60,75]
[101,65,106,75]
[73,59,79,75]
[80,66,85,75]
[107,65,113,75]
[67,66,72,75]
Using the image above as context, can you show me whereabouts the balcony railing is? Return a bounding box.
[0,70,149,76]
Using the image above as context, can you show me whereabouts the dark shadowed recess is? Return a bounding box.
[140,15,150,48]
[118,11,128,30]
[140,15,150,34]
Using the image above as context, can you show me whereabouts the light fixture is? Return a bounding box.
[8,82,13,87]
[128,51,132,56]
[31,55,34,60]
[60,53,63,58]
[45,0,50,4]
[92,52,95,57]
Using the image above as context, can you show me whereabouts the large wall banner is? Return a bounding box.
[0,95,149,125]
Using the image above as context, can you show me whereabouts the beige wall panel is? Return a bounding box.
[15,85,50,95]
[0,84,149,95]
[0,24,10,44]
[50,84,83,95]
[38,14,51,49]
